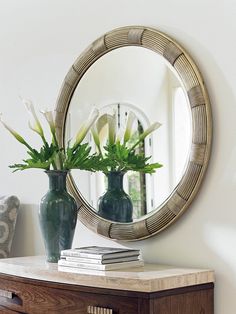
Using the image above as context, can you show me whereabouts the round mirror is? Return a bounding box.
[65,47,192,221]
[56,26,212,240]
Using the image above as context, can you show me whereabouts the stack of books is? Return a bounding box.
[58,246,144,271]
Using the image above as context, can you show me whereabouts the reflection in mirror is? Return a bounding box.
[65,46,192,221]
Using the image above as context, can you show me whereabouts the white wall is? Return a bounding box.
[0,1,235,313]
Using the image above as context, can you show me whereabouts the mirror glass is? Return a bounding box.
[65,46,192,221]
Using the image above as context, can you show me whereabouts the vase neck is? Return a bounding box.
[46,171,68,191]
[106,172,124,191]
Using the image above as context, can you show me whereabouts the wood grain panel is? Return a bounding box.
[0,277,139,314]
[0,268,214,314]
[152,286,213,314]
[0,306,22,314]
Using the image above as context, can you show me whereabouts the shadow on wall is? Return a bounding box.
[11,203,44,257]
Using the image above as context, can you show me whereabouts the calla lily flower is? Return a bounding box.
[91,113,109,155]
[131,121,162,150]
[40,110,56,133]
[107,114,116,145]
[1,100,101,172]
[91,125,100,150]
[96,114,108,135]
[115,124,126,145]
[74,108,99,147]
[22,98,45,139]
[41,109,64,169]
[140,121,162,141]
[124,111,136,143]
[0,113,33,150]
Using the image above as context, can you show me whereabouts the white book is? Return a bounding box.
[61,246,140,260]
[58,259,144,271]
[62,255,140,265]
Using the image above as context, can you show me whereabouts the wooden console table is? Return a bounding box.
[0,256,214,313]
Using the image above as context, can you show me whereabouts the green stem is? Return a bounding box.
[41,135,47,145]
[52,131,64,170]
[98,146,103,158]
[51,160,57,170]
[22,141,35,153]
[71,141,81,153]
[130,138,142,151]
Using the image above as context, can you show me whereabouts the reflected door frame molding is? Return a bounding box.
[55,26,212,241]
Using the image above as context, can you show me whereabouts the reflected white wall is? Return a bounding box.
[67,47,191,214]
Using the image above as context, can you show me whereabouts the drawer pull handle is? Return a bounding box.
[87,305,113,314]
[0,289,13,299]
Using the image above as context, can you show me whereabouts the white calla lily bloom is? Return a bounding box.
[0,113,30,147]
[115,123,126,145]
[22,98,44,138]
[1,101,101,173]
[131,121,162,150]
[91,125,100,149]
[40,109,59,148]
[107,114,116,145]
[91,114,108,149]
[140,121,162,141]
[75,108,99,146]
[124,111,136,143]
[40,110,56,132]
[96,114,108,135]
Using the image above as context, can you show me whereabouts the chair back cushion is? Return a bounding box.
[0,196,20,258]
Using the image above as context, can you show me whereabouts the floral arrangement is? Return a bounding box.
[1,100,163,175]
[0,99,100,172]
[91,110,163,174]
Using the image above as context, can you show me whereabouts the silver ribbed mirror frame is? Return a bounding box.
[55,26,212,241]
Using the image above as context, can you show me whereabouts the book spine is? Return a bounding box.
[58,259,105,270]
[65,257,103,264]
[61,252,103,259]
[64,256,140,264]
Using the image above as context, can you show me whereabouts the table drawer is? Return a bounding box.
[0,277,139,314]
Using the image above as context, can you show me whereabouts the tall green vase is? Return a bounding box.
[39,170,77,263]
[98,171,133,223]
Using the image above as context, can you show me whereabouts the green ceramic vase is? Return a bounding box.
[39,170,77,263]
[98,171,133,223]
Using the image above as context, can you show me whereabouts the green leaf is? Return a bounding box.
[101,143,163,174]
